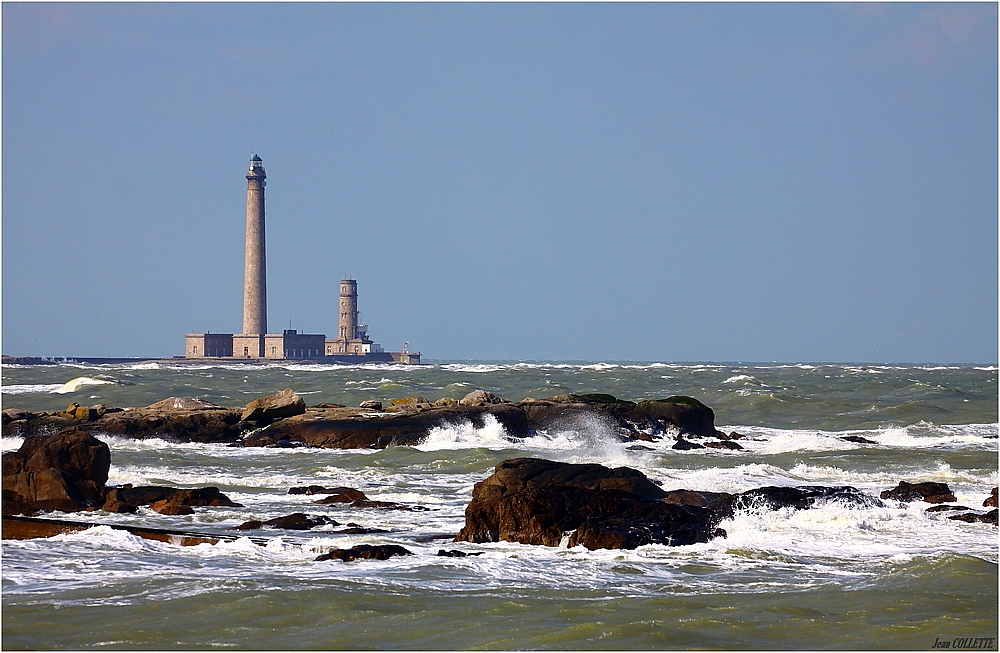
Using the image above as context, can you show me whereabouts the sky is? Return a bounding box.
[2,2,997,363]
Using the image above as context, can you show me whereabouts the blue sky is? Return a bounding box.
[3,2,997,362]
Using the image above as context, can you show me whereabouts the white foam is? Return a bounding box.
[1,383,66,395]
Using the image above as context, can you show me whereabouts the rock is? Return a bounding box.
[241,388,306,425]
[880,481,957,504]
[841,435,878,445]
[313,403,346,409]
[232,519,263,530]
[2,430,111,514]
[150,499,195,515]
[454,458,722,550]
[3,469,106,513]
[672,438,704,450]
[146,397,226,411]
[437,549,483,557]
[925,505,971,512]
[75,408,245,444]
[288,485,334,495]
[628,396,719,438]
[243,404,528,450]
[311,488,370,504]
[261,513,339,530]
[984,488,998,508]
[100,485,242,513]
[389,396,429,407]
[15,430,111,486]
[948,509,998,526]
[459,390,507,406]
[703,440,744,450]
[736,486,881,512]
[432,397,459,407]
[315,544,413,562]
[358,400,383,410]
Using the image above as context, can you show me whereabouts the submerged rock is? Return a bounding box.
[984,488,998,508]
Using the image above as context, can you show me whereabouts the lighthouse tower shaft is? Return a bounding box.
[242,155,267,336]
[338,279,358,341]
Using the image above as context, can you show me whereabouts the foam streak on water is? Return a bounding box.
[1,362,996,649]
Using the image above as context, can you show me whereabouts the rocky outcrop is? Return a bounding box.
[454,458,883,550]
[2,429,243,516]
[101,486,243,514]
[454,458,722,549]
[242,404,529,449]
[985,488,998,508]
[2,431,111,514]
[880,481,957,504]
[3,391,735,451]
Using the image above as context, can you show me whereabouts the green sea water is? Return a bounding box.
[2,361,997,650]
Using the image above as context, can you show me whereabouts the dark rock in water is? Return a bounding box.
[150,498,194,515]
[454,458,721,549]
[948,509,998,526]
[241,388,306,426]
[330,526,389,535]
[102,485,242,513]
[347,499,429,511]
[358,400,382,410]
[288,485,335,495]
[672,438,704,450]
[244,404,528,450]
[984,488,998,508]
[310,488,369,503]
[236,513,340,530]
[2,430,111,514]
[437,549,483,557]
[736,486,881,512]
[880,481,956,504]
[841,435,878,445]
[626,445,655,451]
[703,440,744,450]
[315,544,413,562]
[76,408,245,444]
[925,505,972,513]
[628,397,720,438]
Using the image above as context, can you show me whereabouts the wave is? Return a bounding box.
[1,383,67,395]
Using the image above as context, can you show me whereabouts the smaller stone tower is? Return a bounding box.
[338,279,358,340]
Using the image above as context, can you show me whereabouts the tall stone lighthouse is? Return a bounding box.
[242,153,267,340]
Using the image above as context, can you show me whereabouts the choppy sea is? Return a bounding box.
[2,360,997,650]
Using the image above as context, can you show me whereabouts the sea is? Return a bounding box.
[1,360,997,650]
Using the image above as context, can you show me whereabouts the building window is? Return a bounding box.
[326,346,332,355]
[192,346,198,354]
[271,346,277,355]
[244,346,249,356]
